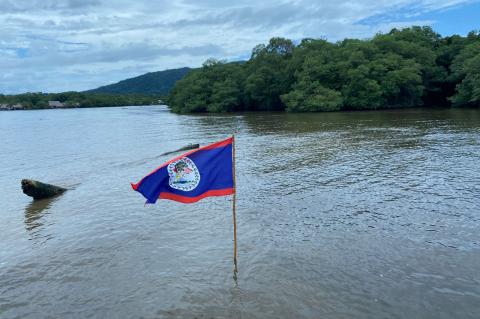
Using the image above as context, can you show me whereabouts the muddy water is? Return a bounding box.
[1,106,479,318]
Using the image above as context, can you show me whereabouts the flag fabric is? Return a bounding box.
[131,137,234,204]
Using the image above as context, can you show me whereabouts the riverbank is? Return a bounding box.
[0,104,159,111]
[0,92,163,111]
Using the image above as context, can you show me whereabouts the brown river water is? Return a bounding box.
[1,106,479,318]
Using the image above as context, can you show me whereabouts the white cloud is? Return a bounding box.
[0,0,474,93]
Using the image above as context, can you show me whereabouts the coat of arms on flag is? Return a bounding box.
[131,136,234,204]
[167,157,200,191]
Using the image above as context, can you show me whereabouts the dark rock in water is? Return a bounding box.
[161,143,200,156]
[21,179,67,200]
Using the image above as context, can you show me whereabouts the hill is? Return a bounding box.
[87,67,192,95]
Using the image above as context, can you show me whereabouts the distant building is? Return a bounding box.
[48,100,65,108]
[0,103,24,110]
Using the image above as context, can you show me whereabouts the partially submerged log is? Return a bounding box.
[21,179,67,200]
[160,143,200,156]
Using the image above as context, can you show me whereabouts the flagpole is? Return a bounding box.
[232,134,238,277]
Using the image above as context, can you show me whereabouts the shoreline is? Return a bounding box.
[0,104,165,111]
[1,104,477,114]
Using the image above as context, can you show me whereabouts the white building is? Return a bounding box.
[48,100,65,108]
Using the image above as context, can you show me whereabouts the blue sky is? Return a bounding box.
[0,0,478,94]
[417,1,480,35]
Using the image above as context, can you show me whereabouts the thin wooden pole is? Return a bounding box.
[232,134,238,276]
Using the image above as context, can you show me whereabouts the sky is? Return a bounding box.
[1,0,479,94]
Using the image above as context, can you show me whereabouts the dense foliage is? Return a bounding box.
[0,92,162,109]
[87,67,192,95]
[168,27,480,113]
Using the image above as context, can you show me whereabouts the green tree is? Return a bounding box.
[165,27,480,113]
[208,78,242,112]
[281,80,342,112]
[450,41,480,107]
[244,38,295,111]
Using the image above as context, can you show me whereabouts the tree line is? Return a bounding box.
[0,92,163,109]
[168,26,480,113]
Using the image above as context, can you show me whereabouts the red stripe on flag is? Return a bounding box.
[200,137,233,150]
[159,188,234,203]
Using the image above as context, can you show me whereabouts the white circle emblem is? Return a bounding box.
[167,157,200,191]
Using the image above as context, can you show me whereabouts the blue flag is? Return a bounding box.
[132,137,234,204]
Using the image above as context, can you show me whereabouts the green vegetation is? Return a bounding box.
[168,27,480,113]
[1,67,190,109]
[87,67,192,95]
[0,92,162,110]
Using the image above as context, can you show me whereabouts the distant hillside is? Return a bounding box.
[87,67,192,95]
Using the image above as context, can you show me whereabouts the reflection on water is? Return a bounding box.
[0,106,479,319]
[24,196,59,231]
[23,196,60,244]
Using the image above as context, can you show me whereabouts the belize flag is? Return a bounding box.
[131,137,235,204]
